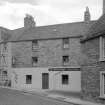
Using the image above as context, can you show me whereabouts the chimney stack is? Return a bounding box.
[84,7,91,23]
[24,14,36,29]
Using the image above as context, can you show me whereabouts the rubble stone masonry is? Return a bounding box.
[11,37,81,68]
[81,38,105,104]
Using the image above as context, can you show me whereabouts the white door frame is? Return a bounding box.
[100,72,105,97]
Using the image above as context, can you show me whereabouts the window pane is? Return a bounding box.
[12,56,17,67]
[2,71,7,76]
[32,40,38,45]
[104,74,105,94]
[63,38,69,44]
[26,75,32,84]
[62,75,69,84]
[32,57,38,66]
[63,38,69,49]
[63,56,69,63]
[103,37,105,57]
[32,40,38,50]
[3,43,7,52]
[32,57,38,63]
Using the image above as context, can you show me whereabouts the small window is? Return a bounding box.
[62,74,69,85]
[12,56,16,66]
[62,56,69,64]
[32,40,38,50]
[63,38,69,49]
[99,37,105,61]
[32,57,38,66]
[26,75,32,84]
[100,72,105,97]
[3,43,7,52]
[2,71,7,76]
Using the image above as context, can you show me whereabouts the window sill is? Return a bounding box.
[63,63,69,66]
[99,96,105,99]
[62,84,69,85]
[63,47,69,50]
[99,58,105,62]
[26,83,32,85]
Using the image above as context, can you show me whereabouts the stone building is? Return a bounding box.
[0,27,11,85]
[0,8,94,91]
[81,0,105,103]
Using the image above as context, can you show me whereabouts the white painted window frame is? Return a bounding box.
[100,71,105,98]
[99,36,105,61]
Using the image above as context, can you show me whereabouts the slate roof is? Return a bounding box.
[81,14,105,42]
[1,21,95,42]
[0,27,12,41]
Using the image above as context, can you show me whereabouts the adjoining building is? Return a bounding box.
[0,7,94,92]
[0,27,11,85]
[80,0,105,103]
[1,0,105,104]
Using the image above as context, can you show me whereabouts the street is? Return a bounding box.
[0,88,74,105]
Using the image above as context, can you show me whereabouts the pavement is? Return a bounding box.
[0,86,104,105]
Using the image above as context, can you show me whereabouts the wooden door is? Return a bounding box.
[42,73,49,89]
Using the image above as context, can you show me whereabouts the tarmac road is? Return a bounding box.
[0,88,74,105]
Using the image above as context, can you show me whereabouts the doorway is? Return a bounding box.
[42,73,49,89]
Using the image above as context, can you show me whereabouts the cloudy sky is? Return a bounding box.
[0,0,103,29]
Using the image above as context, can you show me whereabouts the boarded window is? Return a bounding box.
[26,75,32,84]
[62,74,69,85]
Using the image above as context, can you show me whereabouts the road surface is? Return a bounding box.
[0,88,74,105]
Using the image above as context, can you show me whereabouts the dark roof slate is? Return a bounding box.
[2,21,95,42]
[0,27,12,41]
[81,14,105,42]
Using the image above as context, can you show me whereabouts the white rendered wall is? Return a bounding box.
[11,68,49,90]
[50,71,81,92]
[11,68,81,92]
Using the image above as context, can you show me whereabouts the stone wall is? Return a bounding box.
[11,37,81,68]
[81,37,105,104]
[12,41,32,67]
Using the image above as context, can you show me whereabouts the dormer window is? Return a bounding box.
[63,38,69,49]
